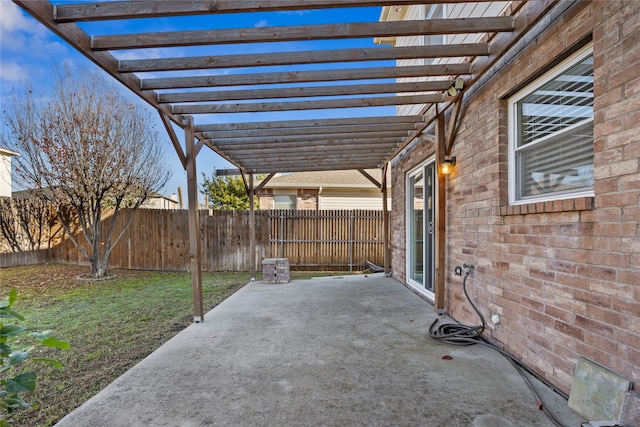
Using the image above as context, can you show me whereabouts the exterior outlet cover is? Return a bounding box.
[454,266,462,275]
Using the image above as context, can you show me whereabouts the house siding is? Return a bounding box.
[0,152,14,198]
[391,0,639,394]
[319,190,391,210]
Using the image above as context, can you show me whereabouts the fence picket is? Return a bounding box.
[1,207,386,271]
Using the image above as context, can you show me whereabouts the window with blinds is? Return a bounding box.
[509,45,594,203]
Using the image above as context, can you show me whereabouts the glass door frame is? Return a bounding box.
[406,159,436,299]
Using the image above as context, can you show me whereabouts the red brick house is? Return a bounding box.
[385,1,639,396]
[15,0,637,408]
[256,169,391,210]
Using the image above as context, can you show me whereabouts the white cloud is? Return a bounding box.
[279,10,311,16]
[0,2,65,58]
[0,2,33,34]
[0,61,28,83]
[255,19,268,28]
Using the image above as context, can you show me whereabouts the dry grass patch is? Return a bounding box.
[0,264,249,426]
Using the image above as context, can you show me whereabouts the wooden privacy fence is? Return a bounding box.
[40,208,385,271]
[268,209,385,271]
[50,209,270,271]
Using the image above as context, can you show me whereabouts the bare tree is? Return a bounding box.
[0,198,21,252]
[0,197,53,252]
[2,67,171,278]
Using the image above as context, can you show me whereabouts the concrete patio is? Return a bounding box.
[56,274,584,426]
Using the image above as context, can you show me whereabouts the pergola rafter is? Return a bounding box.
[52,0,497,22]
[91,17,513,50]
[117,43,490,72]
[157,80,453,104]
[13,0,557,320]
[141,64,472,90]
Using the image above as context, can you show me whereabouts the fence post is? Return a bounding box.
[349,210,354,272]
[279,211,284,258]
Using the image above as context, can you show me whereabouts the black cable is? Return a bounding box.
[428,264,566,427]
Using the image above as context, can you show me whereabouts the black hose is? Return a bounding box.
[428,264,566,427]
[429,265,485,345]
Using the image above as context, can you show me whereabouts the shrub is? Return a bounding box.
[0,289,69,426]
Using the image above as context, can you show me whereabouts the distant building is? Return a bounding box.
[0,147,19,198]
[257,169,391,210]
[12,187,180,210]
[141,193,180,210]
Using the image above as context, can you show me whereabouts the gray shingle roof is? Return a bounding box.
[259,169,387,189]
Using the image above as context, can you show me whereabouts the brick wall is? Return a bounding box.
[256,189,319,210]
[297,188,318,210]
[257,189,274,210]
[391,1,639,394]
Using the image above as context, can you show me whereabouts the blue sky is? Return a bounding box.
[0,1,393,201]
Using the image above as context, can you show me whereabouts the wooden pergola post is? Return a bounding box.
[248,172,256,281]
[185,116,204,322]
[434,112,447,314]
[381,163,391,277]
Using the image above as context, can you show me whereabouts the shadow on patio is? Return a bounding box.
[56,274,583,426]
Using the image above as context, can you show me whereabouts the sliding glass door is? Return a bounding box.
[407,162,435,295]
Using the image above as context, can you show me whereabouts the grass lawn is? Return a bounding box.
[0,264,255,427]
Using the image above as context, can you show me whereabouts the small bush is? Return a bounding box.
[0,289,69,426]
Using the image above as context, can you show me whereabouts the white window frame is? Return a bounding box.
[508,43,594,205]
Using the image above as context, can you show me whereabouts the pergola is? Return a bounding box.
[14,0,557,322]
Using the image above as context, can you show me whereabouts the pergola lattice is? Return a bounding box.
[14,0,557,320]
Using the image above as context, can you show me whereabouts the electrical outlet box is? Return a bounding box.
[454,266,462,276]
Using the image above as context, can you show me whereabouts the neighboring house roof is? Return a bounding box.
[258,169,389,190]
[0,147,19,157]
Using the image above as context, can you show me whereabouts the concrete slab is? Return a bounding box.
[56,275,585,426]
[568,356,632,421]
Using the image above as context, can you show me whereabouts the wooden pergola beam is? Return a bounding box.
[158,81,451,104]
[196,115,424,132]
[227,151,393,162]
[239,151,388,160]
[172,94,444,115]
[208,132,407,145]
[92,17,513,50]
[142,63,472,90]
[118,43,490,73]
[254,173,277,193]
[446,96,465,155]
[207,138,402,155]
[238,160,383,172]
[158,111,186,170]
[205,123,417,139]
[215,168,243,177]
[53,0,496,22]
[357,169,382,189]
